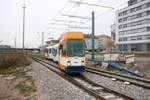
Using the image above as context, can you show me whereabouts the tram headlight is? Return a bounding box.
[67,61,71,66]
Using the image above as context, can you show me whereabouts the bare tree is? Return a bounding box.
[105,39,115,53]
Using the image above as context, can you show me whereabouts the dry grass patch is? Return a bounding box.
[0,50,37,99]
[0,50,30,73]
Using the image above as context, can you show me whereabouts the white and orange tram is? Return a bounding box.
[45,32,86,73]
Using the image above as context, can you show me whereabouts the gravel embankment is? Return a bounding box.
[27,61,95,100]
[83,72,150,100]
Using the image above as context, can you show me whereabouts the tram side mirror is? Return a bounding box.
[59,45,63,49]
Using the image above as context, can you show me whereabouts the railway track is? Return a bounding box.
[85,67,150,89]
[31,57,133,100]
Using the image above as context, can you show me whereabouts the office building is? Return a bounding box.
[115,0,150,51]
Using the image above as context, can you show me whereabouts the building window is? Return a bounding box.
[131,44,143,51]
[123,11,127,15]
[147,10,150,15]
[137,13,142,18]
[147,18,150,24]
[131,38,136,40]
[147,44,150,51]
[142,4,147,9]
[130,22,137,27]
[136,5,142,11]
[147,26,150,31]
[128,0,137,6]
[137,36,142,40]
[147,37,150,39]
[137,20,143,25]
[119,25,122,29]
[123,37,127,41]
[118,19,122,23]
[132,29,137,33]
[127,17,130,21]
[119,27,149,35]
[138,27,147,33]
[118,12,122,17]
[119,38,122,41]
[140,0,144,1]
[123,17,127,21]
[130,8,136,13]
[147,2,150,8]
[127,10,130,14]
[123,24,127,28]
[130,15,136,20]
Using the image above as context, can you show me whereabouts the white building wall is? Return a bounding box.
[115,0,150,51]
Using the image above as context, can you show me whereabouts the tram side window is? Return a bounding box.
[57,48,59,55]
[52,48,57,56]
[52,48,54,55]
[62,43,67,56]
[55,49,57,56]
[49,49,51,54]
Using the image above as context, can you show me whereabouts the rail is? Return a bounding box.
[31,57,134,100]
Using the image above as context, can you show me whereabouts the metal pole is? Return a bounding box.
[22,0,26,49]
[42,32,44,46]
[14,37,16,48]
[91,11,95,60]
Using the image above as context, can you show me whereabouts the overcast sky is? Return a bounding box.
[0,0,128,48]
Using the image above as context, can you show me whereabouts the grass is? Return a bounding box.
[0,50,30,72]
[13,67,36,96]
[0,50,36,96]
[31,52,45,59]
[16,82,36,96]
[15,74,36,96]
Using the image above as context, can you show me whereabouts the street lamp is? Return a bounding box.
[22,0,26,49]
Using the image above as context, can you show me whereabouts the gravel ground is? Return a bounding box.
[27,61,95,100]
[82,72,150,100]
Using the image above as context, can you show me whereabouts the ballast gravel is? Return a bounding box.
[27,61,95,100]
[83,72,150,100]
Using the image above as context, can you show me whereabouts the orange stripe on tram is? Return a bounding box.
[59,64,67,70]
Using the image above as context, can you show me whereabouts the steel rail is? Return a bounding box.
[85,67,150,89]
[31,57,106,100]
[31,57,134,100]
[86,67,150,83]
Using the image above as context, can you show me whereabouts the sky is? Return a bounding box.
[0,0,128,48]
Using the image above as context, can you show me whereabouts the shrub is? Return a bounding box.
[0,50,30,70]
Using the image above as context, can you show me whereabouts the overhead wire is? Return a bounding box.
[66,0,83,30]
[51,0,70,21]
[68,0,110,32]
[48,0,81,32]
[95,2,127,19]
[46,0,70,33]
[65,0,95,31]
[71,1,128,33]
[47,0,127,34]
